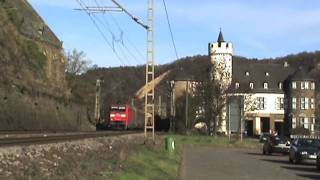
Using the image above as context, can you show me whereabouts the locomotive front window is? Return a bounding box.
[111,106,126,112]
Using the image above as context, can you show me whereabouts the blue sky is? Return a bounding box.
[28,0,320,67]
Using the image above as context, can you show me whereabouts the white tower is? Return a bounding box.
[208,30,233,86]
[208,30,233,134]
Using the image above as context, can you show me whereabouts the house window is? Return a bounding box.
[292,82,296,89]
[276,97,284,110]
[299,117,309,129]
[279,82,283,89]
[301,98,305,110]
[311,82,315,90]
[301,82,305,90]
[300,97,309,110]
[245,72,250,76]
[311,98,315,109]
[292,97,296,109]
[263,82,268,89]
[257,97,265,110]
[249,82,254,89]
[305,81,309,89]
[305,97,309,110]
[292,117,296,129]
[311,117,315,132]
[235,82,240,89]
[265,72,270,76]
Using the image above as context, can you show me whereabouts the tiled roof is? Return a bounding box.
[231,60,294,93]
[288,67,314,81]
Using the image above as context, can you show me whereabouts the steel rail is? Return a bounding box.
[0,131,140,147]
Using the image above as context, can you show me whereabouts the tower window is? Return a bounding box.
[245,72,250,76]
[263,82,268,89]
[249,82,254,89]
[226,43,229,48]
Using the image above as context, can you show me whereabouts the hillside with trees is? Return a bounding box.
[71,51,320,132]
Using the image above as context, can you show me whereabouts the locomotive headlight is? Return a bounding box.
[300,151,308,155]
[120,114,126,118]
[110,114,115,118]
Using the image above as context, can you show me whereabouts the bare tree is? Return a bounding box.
[65,49,91,75]
[192,63,231,136]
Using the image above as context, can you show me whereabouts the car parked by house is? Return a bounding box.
[289,137,320,164]
[259,133,271,143]
[262,136,290,155]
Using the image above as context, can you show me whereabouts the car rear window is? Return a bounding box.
[299,139,320,147]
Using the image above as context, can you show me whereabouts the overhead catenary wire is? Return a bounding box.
[76,0,169,100]
[76,0,156,104]
[91,13,137,66]
[98,0,145,61]
[92,0,145,65]
[162,0,179,60]
[76,0,127,66]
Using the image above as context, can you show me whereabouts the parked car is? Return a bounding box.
[259,133,271,143]
[262,136,290,155]
[289,138,320,164]
[316,150,320,170]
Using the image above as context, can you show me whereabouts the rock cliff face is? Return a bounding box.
[0,0,93,131]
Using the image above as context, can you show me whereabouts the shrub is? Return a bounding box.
[24,40,47,73]
[291,127,311,135]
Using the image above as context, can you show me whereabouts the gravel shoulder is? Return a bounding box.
[180,146,320,180]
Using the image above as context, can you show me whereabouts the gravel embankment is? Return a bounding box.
[0,133,144,179]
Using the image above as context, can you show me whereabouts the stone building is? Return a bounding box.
[284,68,316,134]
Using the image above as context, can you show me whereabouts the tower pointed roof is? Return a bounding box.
[217,30,225,43]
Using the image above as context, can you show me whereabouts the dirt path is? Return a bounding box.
[179,146,320,180]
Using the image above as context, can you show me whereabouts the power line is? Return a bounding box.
[76,0,127,66]
[101,1,145,60]
[75,0,147,92]
[92,0,145,65]
[162,0,179,60]
[91,13,135,65]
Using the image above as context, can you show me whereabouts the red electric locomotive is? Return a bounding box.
[109,104,138,129]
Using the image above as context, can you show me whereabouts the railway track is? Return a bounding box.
[0,131,140,147]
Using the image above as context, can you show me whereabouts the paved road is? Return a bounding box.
[179,147,320,180]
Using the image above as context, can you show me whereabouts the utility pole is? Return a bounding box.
[228,97,231,141]
[158,96,162,116]
[185,80,189,130]
[240,96,244,142]
[170,80,175,132]
[94,79,102,127]
[144,0,155,141]
[76,0,155,141]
